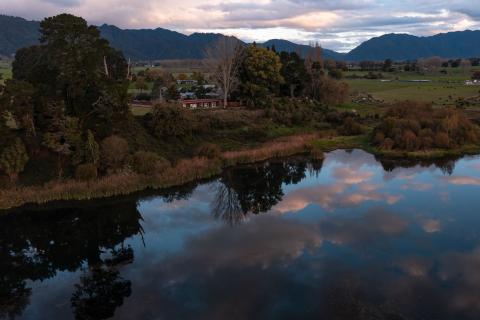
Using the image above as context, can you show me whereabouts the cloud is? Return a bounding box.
[442,176,480,186]
[1,0,479,51]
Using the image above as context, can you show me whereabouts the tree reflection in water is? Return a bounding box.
[212,158,323,225]
[0,199,143,319]
[71,267,131,320]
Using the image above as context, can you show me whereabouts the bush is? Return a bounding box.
[101,135,129,171]
[338,117,365,136]
[134,93,152,101]
[372,102,479,151]
[75,163,98,181]
[196,143,222,159]
[0,138,29,181]
[329,69,343,79]
[149,104,194,139]
[132,151,170,175]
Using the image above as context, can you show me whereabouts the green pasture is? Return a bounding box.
[0,60,12,84]
[346,67,480,105]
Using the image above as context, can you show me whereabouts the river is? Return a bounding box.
[2,149,480,319]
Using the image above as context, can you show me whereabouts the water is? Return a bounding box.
[2,149,480,320]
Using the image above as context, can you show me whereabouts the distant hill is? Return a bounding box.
[346,31,480,61]
[0,15,40,57]
[98,25,228,60]
[1,15,480,62]
[260,39,345,61]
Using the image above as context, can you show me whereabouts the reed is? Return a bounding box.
[222,134,318,166]
[0,133,334,210]
[0,157,222,210]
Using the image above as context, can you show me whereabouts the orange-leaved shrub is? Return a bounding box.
[372,102,479,151]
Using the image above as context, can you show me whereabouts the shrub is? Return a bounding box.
[132,151,170,175]
[329,69,343,79]
[0,138,29,181]
[338,117,365,136]
[372,102,479,151]
[196,143,222,159]
[75,163,98,181]
[435,132,450,148]
[101,135,129,171]
[149,104,194,139]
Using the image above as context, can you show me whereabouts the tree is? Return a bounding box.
[418,56,443,73]
[460,59,472,74]
[101,135,129,171]
[204,37,244,107]
[239,45,283,107]
[12,14,129,125]
[383,59,393,72]
[150,79,163,102]
[135,76,148,93]
[165,85,180,101]
[2,80,36,137]
[279,51,309,98]
[0,138,29,181]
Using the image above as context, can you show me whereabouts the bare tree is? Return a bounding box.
[460,59,472,74]
[204,37,244,108]
[418,56,444,74]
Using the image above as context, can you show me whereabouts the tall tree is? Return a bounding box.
[279,51,309,98]
[239,45,283,108]
[12,14,129,127]
[204,37,244,107]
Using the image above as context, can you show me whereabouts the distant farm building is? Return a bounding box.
[182,99,223,109]
[177,79,198,86]
[465,80,480,86]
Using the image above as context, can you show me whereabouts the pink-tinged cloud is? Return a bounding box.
[421,219,442,233]
[1,0,480,51]
[443,176,480,186]
[273,182,401,214]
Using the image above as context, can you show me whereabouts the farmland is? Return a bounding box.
[0,59,12,84]
[346,67,480,105]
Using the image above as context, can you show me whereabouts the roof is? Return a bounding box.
[182,99,223,103]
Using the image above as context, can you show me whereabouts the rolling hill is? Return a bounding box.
[345,31,480,61]
[1,14,480,62]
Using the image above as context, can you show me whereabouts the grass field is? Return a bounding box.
[0,59,12,84]
[346,67,480,105]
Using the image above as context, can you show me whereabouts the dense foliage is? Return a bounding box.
[372,102,479,151]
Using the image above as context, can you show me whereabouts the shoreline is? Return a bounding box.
[1,133,479,211]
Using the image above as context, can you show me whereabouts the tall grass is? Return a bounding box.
[0,133,331,210]
[0,157,222,210]
[222,134,319,166]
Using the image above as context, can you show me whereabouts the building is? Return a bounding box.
[177,79,198,86]
[182,99,223,109]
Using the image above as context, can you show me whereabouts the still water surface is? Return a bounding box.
[2,150,480,319]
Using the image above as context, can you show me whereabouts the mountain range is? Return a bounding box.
[1,15,480,61]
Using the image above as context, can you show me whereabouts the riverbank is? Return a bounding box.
[1,132,479,210]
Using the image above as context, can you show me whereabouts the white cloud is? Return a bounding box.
[1,0,479,51]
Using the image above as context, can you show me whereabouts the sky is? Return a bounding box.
[1,0,480,52]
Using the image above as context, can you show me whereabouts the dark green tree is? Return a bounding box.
[239,45,283,108]
[279,51,309,98]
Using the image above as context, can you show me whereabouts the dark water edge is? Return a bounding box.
[2,149,480,320]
